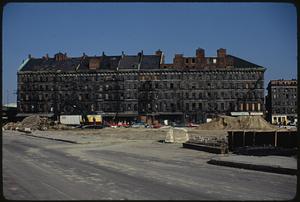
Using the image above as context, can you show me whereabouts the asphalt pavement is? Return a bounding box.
[2,131,297,200]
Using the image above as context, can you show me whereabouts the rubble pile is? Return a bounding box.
[188,135,227,144]
[197,115,277,130]
[3,115,53,132]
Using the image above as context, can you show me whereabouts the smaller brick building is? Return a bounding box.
[266,79,297,125]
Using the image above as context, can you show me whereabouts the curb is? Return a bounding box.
[207,159,297,175]
[183,142,226,154]
[21,133,78,144]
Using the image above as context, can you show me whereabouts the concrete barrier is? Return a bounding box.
[165,127,189,143]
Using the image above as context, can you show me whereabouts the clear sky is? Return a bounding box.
[2,2,297,104]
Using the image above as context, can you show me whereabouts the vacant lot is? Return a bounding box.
[3,129,297,200]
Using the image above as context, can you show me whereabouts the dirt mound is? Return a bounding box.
[3,115,51,131]
[21,115,43,130]
[197,115,277,130]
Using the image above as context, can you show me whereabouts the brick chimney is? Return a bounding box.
[55,52,66,61]
[217,48,226,58]
[196,48,205,59]
[217,48,227,68]
[155,49,162,56]
[173,54,184,68]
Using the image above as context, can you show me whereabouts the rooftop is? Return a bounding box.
[19,49,264,72]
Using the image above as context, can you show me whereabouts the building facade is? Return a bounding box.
[266,79,297,125]
[17,48,265,124]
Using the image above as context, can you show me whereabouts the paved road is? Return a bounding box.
[2,131,297,200]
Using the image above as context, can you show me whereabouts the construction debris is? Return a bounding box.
[183,142,228,154]
[197,115,277,130]
[2,115,73,132]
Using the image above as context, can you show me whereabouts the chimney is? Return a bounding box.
[102,51,106,56]
[45,54,49,60]
[173,54,184,68]
[28,54,32,59]
[196,48,205,59]
[55,52,66,61]
[155,49,162,56]
[155,49,164,64]
[217,48,226,58]
[217,48,227,68]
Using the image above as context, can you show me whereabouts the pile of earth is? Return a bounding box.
[2,115,68,131]
[196,115,277,130]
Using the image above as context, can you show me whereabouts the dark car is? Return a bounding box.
[81,125,104,129]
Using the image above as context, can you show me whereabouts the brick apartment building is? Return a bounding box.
[266,79,297,125]
[17,48,265,124]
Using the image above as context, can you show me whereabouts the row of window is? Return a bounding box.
[19,90,264,102]
[19,101,263,113]
[273,107,297,114]
[18,71,263,83]
[272,88,297,92]
[19,80,263,93]
[272,93,297,100]
[273,101,297,106]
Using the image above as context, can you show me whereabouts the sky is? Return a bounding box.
[2,2,297,104]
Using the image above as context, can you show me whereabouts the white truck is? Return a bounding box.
[59,115,82,125]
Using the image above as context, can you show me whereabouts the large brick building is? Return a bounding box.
[17,48,265,124]
[266,79,297,125]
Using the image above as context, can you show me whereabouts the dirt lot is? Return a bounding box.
[22,127,228,144]
[3,130,297,200]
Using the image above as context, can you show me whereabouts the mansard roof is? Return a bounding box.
[226,55,263,69]
[20,57,83,71]
[19,53,162,72]
[140,55,161,70]
[19,49,264,72]
[118,55,140,69]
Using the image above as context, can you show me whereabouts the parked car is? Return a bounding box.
[80,125,104,129]
[131,122,146,128]
[187,123,199,127]
[152,123,161,128]
[172,123,187,127]
[117,122,130,127]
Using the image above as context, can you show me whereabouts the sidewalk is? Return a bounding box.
[208,154,297,175]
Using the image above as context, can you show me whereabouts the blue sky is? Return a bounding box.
[3,2,297,104]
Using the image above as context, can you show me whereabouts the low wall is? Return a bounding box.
[227,130,297,151]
